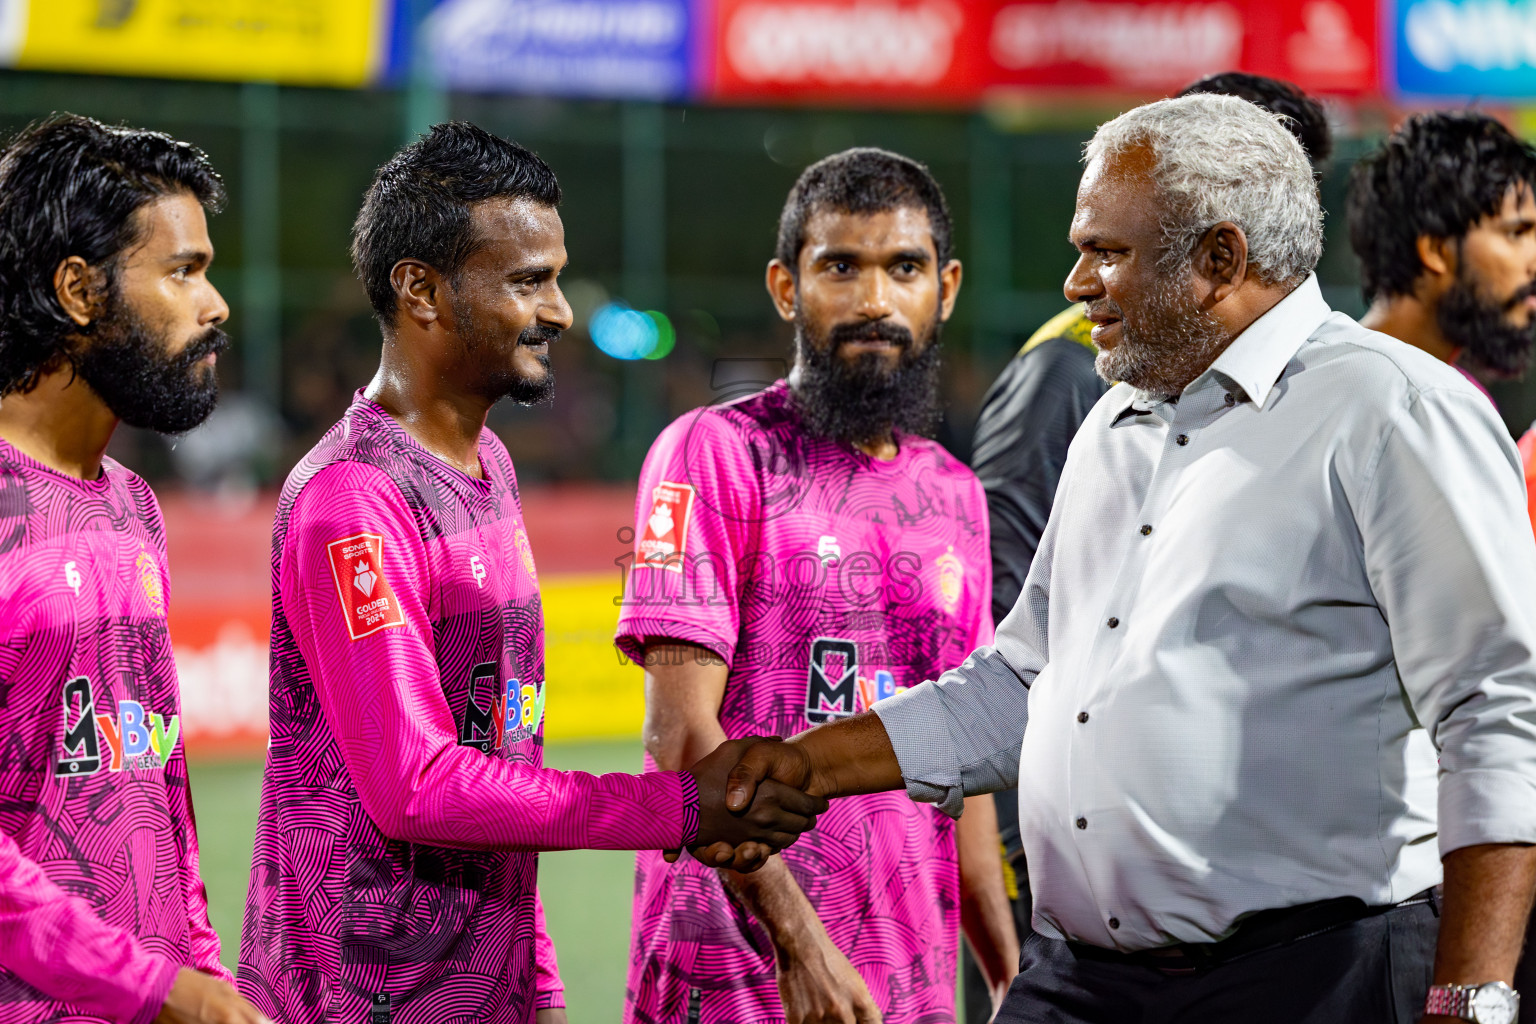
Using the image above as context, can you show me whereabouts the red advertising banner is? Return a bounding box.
[701,0,1379,106]
[702,0,989,105]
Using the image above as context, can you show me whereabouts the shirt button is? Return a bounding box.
[1076,817,1088,829]
[1176,434,1189,446]
[1077,711,1089,723]
[1106,617,1119,629]
[1139,524,1153,536]
[1109,917,1120,930]
[1224,393,1235,406]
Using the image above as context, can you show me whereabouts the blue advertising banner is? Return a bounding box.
[1392,0,1536,97]
[406,0,697,99]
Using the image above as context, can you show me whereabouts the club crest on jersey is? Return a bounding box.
[936,546,964,613]
[136,549,165,617]
[53,676,180,777]
[805,639,904,724]
[458,663,546,752]
[326,532,405,640]
[637,481,694,572]
[514,525,538,580]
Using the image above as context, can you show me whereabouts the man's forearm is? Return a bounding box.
[1434,843,1536,987]
[957,794,1019,992]
[787,711,904,798]
[720,857,826,959]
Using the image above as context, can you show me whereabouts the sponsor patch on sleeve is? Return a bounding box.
[326,532,406,640]
[636,481,695,572]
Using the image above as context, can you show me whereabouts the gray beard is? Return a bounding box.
[1094,271,1230,400]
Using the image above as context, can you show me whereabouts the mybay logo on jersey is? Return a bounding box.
[1393,0,1536,95]
[326,532,406,640]
[54,676,181,778]
[458,662,547,752]
[805,637,904,724]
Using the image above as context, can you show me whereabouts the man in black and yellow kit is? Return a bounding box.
[960,72,1334,1020]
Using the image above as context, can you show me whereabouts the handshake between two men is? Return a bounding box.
[679,714,899,870]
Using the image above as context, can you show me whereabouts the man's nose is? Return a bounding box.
[856,269,895,319]
[1064,254,1101,304]
[202,281,230,327]
[545,283,574,331]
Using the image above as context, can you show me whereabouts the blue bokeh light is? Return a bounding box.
[589,302,659,360]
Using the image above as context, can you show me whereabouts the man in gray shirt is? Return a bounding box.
[711,94,1536,1024]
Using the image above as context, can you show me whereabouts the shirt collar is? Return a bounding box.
[1113,274,1331,420]
[1201,273,1330,409]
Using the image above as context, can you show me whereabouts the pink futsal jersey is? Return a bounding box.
[238,394,699,1024]
[616,381,993,1024]
[0,439,226,1024]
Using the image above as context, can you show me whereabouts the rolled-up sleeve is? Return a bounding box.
[875,525,1051,817]
[1358,384,1536,855]
[874,646,1034,816]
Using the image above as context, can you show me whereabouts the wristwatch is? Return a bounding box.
[1424,982,1520,1023]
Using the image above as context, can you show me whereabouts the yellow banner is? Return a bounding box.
[541,573,646,742]
[15,0,386,87]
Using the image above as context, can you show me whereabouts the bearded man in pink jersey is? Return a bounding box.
[616,148,1019,1024]
[236,121,824,1024]
[0,115,267,1024]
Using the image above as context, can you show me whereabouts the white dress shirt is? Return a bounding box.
[875,275,1536,951]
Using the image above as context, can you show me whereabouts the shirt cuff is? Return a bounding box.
[873,681,966,818]
[1437,767,1536,855]
[613,619,737,668]
[535,989,566,1010]
[675,769,701,847]
[128,956,182,1024]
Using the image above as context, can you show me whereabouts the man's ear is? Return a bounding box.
[1197,221,1248,303]
[52,256,107,327]
[1415,235,1455,283]
[765,259,797,323]
[390,259,444,329]
[938,259,963,322]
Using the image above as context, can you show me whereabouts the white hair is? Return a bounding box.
[1084,94,1323,285]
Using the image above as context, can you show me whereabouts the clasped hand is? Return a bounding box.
[677,737,828,872]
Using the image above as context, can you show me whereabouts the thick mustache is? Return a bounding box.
[179,327,230,366]
[828,321,913,347]
[519,325,562,346]
[1506,282,1536,310]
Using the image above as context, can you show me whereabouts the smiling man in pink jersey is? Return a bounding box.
[236,122,825,1024]
[616,148,1018,1024]
[0,116,266,1024]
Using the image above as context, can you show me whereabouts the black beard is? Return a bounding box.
[73,292,228,434]
[792,317,943,446]
[454,292,558,406]
[1438,274,1536,380]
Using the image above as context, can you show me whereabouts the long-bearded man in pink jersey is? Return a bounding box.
[615,148,1019,1024]
[236,121,825,1024]
[0,116,267,1024]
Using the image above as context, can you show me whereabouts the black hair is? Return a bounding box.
[351,121,562,326]
[1347,112,1536,302]
[776,147,954,274]
[0,113,224,396]
[1179,72,1333,169]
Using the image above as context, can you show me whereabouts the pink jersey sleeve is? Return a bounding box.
[532,889,564,1009]
[0,827,180,1023]
[283,462,695,851]
[615,411,760,664]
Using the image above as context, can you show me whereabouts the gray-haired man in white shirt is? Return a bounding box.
[708,94,1536,1024]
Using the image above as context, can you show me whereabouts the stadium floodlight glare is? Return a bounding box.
[590,302,675,360]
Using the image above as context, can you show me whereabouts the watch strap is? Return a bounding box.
[1426,985,1473,1020]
